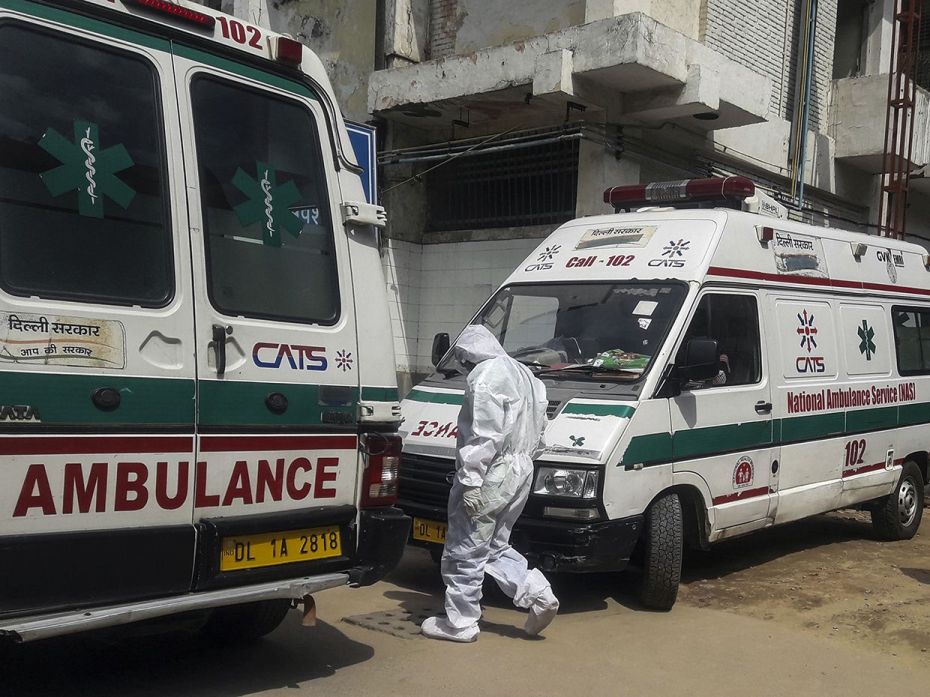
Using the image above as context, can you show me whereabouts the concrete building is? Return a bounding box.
[204,0,930,393]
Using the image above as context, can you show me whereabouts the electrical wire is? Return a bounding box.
[381,124,525,194]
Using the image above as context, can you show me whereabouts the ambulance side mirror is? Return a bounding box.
[432,332,450,367]
[677,338,719,382]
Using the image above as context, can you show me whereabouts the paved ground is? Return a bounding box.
[6,511,930,697]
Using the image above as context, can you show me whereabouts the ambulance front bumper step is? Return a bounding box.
[0,573,349,644]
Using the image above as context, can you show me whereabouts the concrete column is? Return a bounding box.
[575,137,640,217]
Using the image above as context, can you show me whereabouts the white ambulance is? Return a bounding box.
[399,177,928,610]
[0,0,408,643]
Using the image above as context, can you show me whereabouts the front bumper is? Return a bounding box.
[400,499,642,573]
[511,515,643,573]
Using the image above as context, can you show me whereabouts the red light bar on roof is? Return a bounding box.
[125,0,216,28]
[603,176,756,208]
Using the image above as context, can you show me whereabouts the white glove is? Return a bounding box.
[461,486,482,519]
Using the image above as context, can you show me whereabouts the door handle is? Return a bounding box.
[91,387,121,411]
[212,324,232,377]
[754,401,773,414]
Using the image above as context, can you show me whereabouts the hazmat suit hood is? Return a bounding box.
[452,325,508,369]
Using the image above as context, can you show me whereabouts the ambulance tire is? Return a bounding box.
[201,599,291,644]
[870,461,924,541]
[639,492,683,612]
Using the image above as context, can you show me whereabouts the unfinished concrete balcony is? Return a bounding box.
[369,11,771,135]
[830,75,930,174]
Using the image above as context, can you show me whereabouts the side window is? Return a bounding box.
[892,306,930,374]
[681,294,761,389]
[840,303,890,377]
[0,23,172,306]
[190,77,339,325]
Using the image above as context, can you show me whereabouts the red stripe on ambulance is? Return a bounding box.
[200,434,357,451]
[712,486,770,506]
[0,435,194,455]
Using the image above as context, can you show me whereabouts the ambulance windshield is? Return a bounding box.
[448,282,687,380]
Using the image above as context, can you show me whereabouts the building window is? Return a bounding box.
[917,0,930,90]
[832,0,869,79]
[426,137,579,232]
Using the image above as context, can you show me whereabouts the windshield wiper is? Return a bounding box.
[536,364,641,378]
[516,359,546,370]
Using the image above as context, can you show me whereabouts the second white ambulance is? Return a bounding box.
[399,177,928,610]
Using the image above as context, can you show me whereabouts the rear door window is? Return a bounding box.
[0,23,172,306]
[190,77,339,324]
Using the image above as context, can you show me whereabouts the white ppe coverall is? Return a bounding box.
[422,325,558,642]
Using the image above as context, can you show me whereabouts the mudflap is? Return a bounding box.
[349,507,411,587]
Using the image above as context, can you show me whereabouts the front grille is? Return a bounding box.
[398,452,454,509]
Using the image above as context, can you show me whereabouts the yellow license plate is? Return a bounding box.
[220,526,342,571]
[412,517,447,544]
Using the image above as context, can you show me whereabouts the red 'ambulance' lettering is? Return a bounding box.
[223,460,254,506]
[411,420,458,438]
[156,461,189,510]
[11,455,343,517]
[115,462,149,512]
[63,462,107,514]
[13,464,55,517]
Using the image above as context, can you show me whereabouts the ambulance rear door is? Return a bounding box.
[171,44,361,590]
[0,1,197,615]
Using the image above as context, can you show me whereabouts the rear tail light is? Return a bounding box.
[360,433,402,507]
[124,0,216,28]
[272,36,304,66]
[603,176,756,209]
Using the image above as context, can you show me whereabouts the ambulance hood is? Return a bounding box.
[399,385,636,466]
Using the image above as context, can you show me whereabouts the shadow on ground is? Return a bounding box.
[1,616,373,697]
[385,513,881,617]
[681,513,877,584]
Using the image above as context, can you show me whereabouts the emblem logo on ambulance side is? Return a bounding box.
[648,240,689,268]
[733,456,754,489]
[857,320,876,361]
[795,310,825,373]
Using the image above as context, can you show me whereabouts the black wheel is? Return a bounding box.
[639,492,683,611]
[871,461,924,540]
[429,545,444,565]
[201,599,291,644]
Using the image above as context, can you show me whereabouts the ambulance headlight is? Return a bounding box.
[533,467,599,498]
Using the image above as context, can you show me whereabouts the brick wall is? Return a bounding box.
[701,0,837,131]
[428,0,457,59]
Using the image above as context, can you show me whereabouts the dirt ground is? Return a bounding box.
[5,509,930,697]
[675,509,930,658]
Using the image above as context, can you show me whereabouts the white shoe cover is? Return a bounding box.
[524,594,559,636]
[421,615,479,643]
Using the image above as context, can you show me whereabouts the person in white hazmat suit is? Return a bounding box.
[421,325,560,643]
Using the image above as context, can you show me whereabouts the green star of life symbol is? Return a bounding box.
[858,319,876,360]
[232,162,303,247]
[38,120,135,218]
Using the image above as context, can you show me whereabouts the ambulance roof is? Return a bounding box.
[507,209,930,299]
